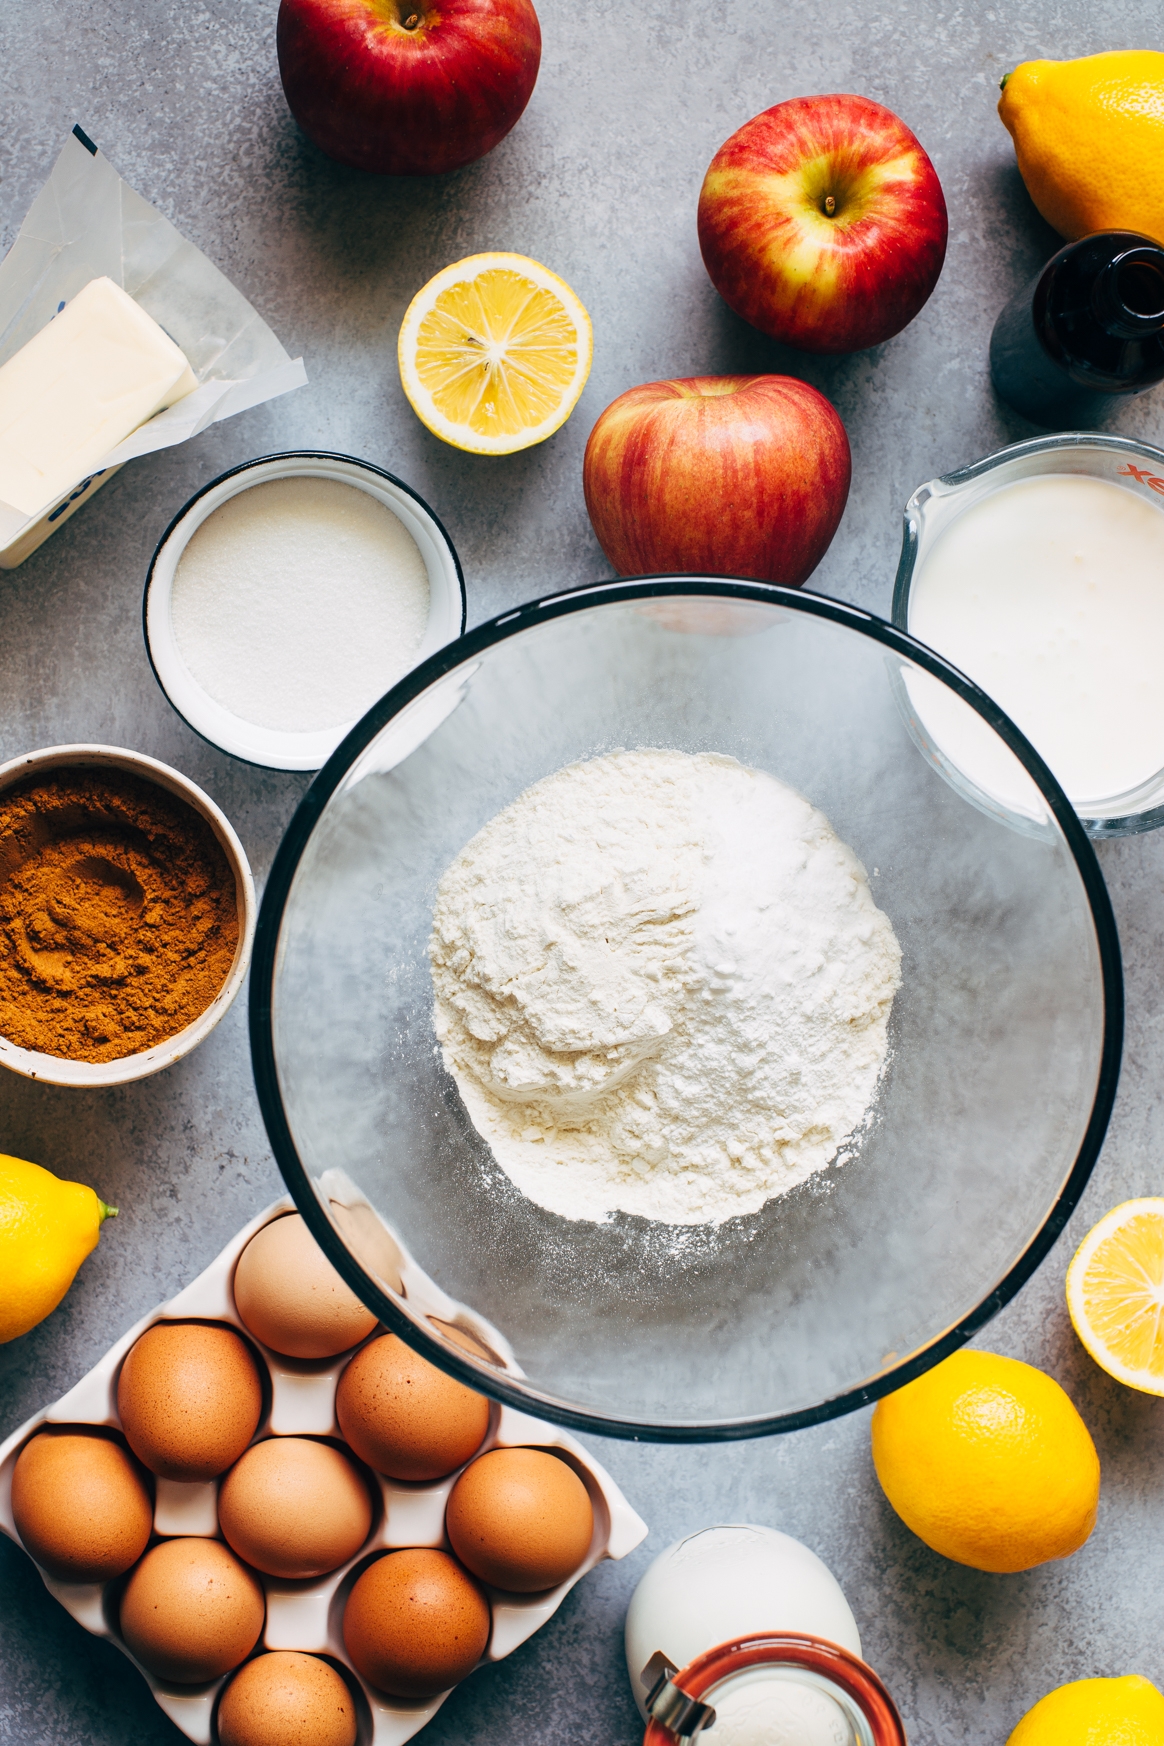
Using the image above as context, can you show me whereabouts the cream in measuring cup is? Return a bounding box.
[895,436,1164,833]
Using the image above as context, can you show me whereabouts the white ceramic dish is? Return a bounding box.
[0,744,255,1087]
[0,1190,647,1746]
[144,453,467,772]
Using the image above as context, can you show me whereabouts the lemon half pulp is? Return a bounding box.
[1066,1197,1164,1392]
[398,253,593,455]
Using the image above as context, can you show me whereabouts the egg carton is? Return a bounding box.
[0,1193,648,1745]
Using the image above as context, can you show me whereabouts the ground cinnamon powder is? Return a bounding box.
[0,766,239,1063]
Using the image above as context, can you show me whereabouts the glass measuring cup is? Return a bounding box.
[892,431,1164,839]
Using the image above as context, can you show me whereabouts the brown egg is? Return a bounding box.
[217,1652,357,1746]
[119,1536,265,1683]
[11,1426,153,1583]
[232,1214,378,1360]
[445,1447,594,1593]
[335,1334,489,1482]
[342,1548,490,1698]
[117,1321,264,1481]
[218,1438,372,1579]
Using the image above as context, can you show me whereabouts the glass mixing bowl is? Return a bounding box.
[250,581,1122,1440]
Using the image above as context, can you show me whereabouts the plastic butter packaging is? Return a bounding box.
[0,1190,647,1746]
[0,128,307,568]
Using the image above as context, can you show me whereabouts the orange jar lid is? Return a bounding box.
[640,1632,907,1744]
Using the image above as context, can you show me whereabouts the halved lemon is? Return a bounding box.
[1066,1197,1164,1392]
[398,253,593,456]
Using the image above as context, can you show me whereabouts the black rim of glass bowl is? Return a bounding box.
[249,577,1124,1444]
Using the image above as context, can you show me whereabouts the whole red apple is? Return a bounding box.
[698,95,948,353]
[277,0,541,177]
[582,375,851,586]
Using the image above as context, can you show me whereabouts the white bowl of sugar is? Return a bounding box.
[144,452,466,770]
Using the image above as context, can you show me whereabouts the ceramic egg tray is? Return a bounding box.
[0,1193,648,1746]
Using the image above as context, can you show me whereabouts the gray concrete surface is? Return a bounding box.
[2,2,1163,1742]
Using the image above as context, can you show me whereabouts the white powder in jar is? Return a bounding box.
[707,1668,858,1745]
[171,476,430,733]
[429,749,902,1227]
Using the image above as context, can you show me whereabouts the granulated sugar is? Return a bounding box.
[171,476,430,733]
[430,749,902,1227]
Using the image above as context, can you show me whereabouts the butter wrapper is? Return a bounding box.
[0,126,308,568]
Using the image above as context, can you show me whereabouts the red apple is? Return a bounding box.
[277,0,541,177]
[582,375,851,586]
[697,95,948,353]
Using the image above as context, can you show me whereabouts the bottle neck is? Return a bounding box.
[1091,245,1164,340]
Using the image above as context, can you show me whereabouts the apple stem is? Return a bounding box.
[403,10,420,24]
[824,195,836,217]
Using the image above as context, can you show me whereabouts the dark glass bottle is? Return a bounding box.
[990,230,1164,427]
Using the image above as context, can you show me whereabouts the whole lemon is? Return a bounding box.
[0,1153,116,1342]
[998,51,1164,245]
[870,1349,1099,1572]
[1008,1674,1164,1745]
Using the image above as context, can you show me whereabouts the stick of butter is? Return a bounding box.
[0,275,197,522]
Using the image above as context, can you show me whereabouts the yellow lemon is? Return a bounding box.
[1007,1674,1164,1745]
[870,1349,1099,1572]
[1066,1197,1164,1392]
[0,1153,116,1342]
[998,51,1164,245]
[398,252,592,455]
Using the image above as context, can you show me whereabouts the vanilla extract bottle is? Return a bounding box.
[990,230,1164,427]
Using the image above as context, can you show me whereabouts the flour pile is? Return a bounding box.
[428,750,902,1226]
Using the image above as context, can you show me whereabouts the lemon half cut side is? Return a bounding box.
[398,253,593,456]
[1066,1197,1164,1393]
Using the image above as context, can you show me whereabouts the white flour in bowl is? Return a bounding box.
[429,749,901,1226]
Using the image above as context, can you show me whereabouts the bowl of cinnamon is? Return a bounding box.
[0,745,255,1085]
